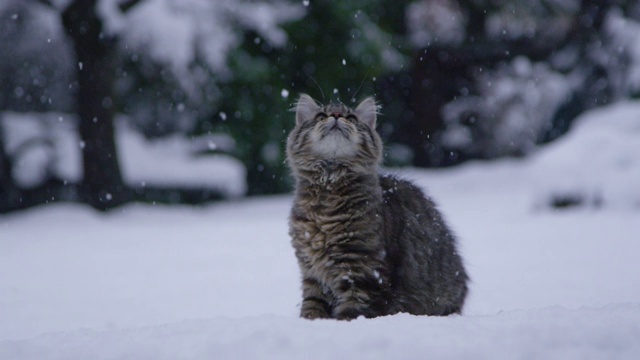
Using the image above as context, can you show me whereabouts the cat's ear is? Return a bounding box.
[355,97,378,128]
[295,94,319,125]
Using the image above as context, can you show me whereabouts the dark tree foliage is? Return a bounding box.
[198,0,411,195]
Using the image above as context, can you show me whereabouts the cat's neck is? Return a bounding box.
[295,159,379,193]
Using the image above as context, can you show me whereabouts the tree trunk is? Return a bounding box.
[62,0,129,210]
[0,116,20,210]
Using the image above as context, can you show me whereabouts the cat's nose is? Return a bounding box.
[328,116,339,129]
[330,112,342,119]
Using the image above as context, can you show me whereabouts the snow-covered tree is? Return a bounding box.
[1,0,302,210]
[386,0,640,165]
[197,0,409,195]
[5,0,638,212]
[0,3,73,114]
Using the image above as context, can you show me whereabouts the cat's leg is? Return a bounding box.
[300,277,332,319]
[329,263,390,320]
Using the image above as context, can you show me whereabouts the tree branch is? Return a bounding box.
[119,0,145,13]
[34,0,55,8]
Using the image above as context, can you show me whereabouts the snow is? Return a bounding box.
[351,12,406,72]
[119,0,198,77]
[1,102,640,359]
[116,119,246,197]
[529,101,640,209]
[0,113,81,187]
[442,57,577,157]
[92,0,305,100]
[407,0,466,47]
[0,113,246,195]
[2,306,639,360]
[606,9,640,95]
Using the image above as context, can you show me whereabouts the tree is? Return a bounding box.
[0,121,18,207]
[60,0,132,209]
[383,0,640,166]
[201,0,411,194]
[0,1,75,212]
[5,0,638,209]
[1,0,303,211]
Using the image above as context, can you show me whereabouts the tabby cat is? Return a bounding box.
[287,94,468,320]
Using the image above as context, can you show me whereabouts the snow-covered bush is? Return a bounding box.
[399,0,640,165]
[0,112,245,195]
[0,113,80,188]
[442,57,576,157]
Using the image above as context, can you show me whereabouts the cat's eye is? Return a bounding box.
[346,114,358,123]
[315,113,328,121]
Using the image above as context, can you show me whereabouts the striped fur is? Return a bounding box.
[287,94,468,320]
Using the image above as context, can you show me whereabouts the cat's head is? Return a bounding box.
[286,94,382,173]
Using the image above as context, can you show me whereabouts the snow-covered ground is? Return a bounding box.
[1,102,639,359]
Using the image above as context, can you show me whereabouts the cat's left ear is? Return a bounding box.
[295,94,320,125]
[355,97,378,128]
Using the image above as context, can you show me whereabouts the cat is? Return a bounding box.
[286,94,469,320]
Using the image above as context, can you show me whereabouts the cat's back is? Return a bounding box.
[378,173,457,249]
[377,173,468,315]
[378,174,439,217]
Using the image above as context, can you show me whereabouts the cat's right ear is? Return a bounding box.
[295,94,319,125]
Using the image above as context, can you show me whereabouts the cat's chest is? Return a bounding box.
[295,202,351,249]
[292,193,377,255]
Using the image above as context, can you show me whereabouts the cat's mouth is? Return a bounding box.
[311,117,358,158]
[321,118,350,139]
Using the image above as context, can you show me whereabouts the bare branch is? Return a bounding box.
[34,0,55,8]
[119,0,145,13]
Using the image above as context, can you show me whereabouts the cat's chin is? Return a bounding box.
[311,133,358,159]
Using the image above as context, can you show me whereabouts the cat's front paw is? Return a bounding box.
[301,307,331,320]
[334,304,374,320]
[300,300,331,320]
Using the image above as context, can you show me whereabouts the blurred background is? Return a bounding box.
[1,0,639,212]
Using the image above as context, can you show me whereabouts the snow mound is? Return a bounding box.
[531,101,640,209]
[0,113,81,187]
[0,112,246,196]
[116,119,246,197]
[1,305,639,360]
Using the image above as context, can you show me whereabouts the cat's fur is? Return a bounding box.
[287,94,468,320]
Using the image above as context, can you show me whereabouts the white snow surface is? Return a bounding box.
[1,102,640,359]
